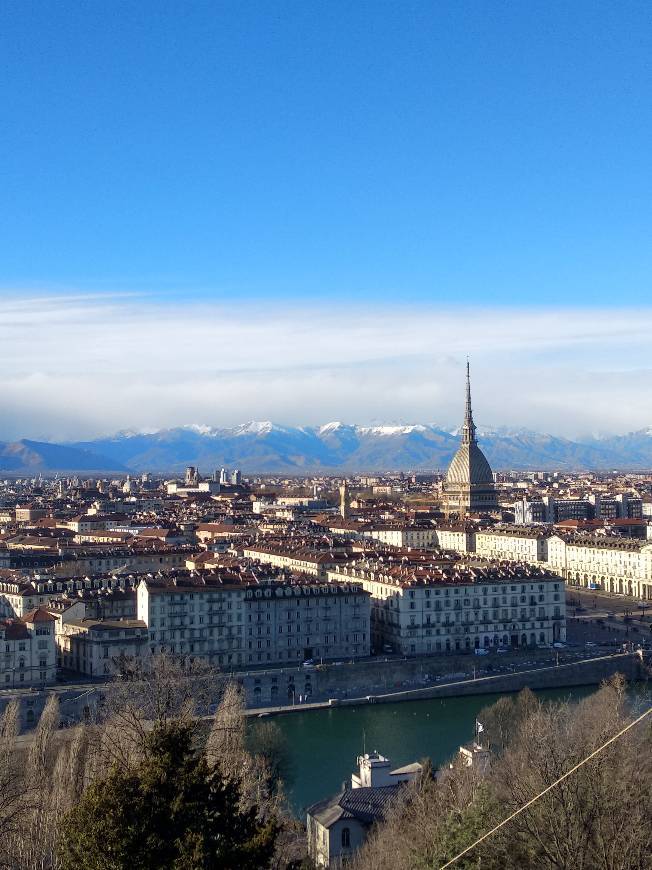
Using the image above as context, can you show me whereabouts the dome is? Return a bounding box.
[446,441,494,486]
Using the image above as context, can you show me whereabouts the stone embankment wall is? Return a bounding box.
[242,651,649,714]
[2,652,648,731]
[361,652,647,706]
[239,650,648,710]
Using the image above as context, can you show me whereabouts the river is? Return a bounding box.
[271,685,648,814]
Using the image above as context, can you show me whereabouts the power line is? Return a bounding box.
[439,703,652,869]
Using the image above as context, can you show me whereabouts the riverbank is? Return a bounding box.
[247,651,648,717]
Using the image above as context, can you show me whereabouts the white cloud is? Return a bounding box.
[0,291,650,440]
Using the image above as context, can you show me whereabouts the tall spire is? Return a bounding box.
[461,358,476,445]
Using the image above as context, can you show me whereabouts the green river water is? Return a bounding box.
[272,685,650,814]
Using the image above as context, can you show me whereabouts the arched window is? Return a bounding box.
[341,827,351,848]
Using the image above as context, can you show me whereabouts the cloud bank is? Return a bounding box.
[0,292,650,441]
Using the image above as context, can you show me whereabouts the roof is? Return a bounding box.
[65,618,147,631]
[138,528,177,537]
[446,442,495,486]
[0,620,30,640]
[308,785,401,828]
[22,607,57,623]
[390,762,423,776]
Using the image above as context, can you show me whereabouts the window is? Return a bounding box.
[341,828,351,848]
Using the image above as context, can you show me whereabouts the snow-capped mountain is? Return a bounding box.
[63,422,652,473]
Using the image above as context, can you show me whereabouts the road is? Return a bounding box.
[566,587,652,649]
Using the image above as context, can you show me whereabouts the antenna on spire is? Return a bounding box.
[462,357,476,444]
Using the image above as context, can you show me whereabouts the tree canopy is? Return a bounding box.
[58,721,278,870]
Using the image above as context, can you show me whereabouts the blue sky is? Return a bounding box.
[1,2,651,438]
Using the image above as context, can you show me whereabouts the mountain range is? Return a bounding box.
[2,422,652,474]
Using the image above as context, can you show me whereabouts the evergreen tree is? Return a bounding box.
[58,721,277,870]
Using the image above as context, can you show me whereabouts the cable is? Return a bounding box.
[439,703,652,869]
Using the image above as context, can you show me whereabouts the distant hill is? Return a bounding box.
[0,440,129,474]
[64,421,652,473]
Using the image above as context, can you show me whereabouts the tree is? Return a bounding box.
[248,720,294,795]
[0,701,27,866]
[206,681,248,781]
[58,721,278,870]
[97,651,219,770]
[355,679,652,870]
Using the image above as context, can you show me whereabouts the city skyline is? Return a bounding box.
[3,5,652,868]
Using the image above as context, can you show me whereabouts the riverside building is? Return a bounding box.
[0,607,57,687]
[136,571,371,667]
[328,560,565,655]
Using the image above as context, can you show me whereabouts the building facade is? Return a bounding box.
[475,527,548,563]
[0,608,57,687]
[136,573,371,669]
[56,617,148,676]
[329,562,565,654]
[548,534,652,598]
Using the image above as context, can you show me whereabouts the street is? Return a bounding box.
[566,586,652,649]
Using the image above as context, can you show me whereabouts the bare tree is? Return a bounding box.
[0,701,29,868]
[97,652,221,769]
[355,679,652,870]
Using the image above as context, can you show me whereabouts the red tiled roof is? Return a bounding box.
[22,607,57,623]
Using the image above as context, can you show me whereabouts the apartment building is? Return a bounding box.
[548,534,652,598]
[137,572,371,668]
[514,495,643,525]
[433,525,476,553]
[328,562,565,655]
[475,527,548,564]
[195,523,255,544]
[57,617,148,676]
[241,544,355,579]
[243,581,370,666]
[0,607,57,687]
[53,544,189,577]
[0,579,61,618]
[361,526,440,549]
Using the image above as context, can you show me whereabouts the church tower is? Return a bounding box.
[339,479,350,520]
[443,362,498,517]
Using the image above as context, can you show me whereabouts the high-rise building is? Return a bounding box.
[444,362,498,517]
